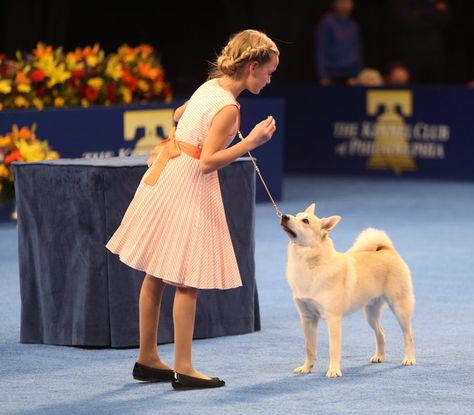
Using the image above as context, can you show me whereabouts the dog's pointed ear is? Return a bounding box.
[320,216,341,234]
[305,203,316,215]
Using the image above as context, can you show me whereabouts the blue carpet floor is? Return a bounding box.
[1,175,473,415]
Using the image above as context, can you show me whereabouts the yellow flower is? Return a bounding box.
[0,80,12,94]
[86,55,101,67]
[87,77,104,90]
[119,86,132,104]
[137,80,149,92]
[32,98,44,110]
[18,83,32,93]
[54,97,65,107]
[47,63,71,88]
[0,136,13,148]
[153,81,163,94]
[81,98,90,108]
[66,53,85,71]
[0,163,10,178]
[45,150,60,160]
[34,55,56,77]
[118,46,136,62]
[14,96,29,108]
[105,56,122,81]
[16,141,46,162]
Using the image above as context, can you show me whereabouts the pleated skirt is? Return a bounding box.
[105,154,242,289]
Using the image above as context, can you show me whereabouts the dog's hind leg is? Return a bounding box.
[365,297,386,363]
[387,295,416,366]
[294,312,319,374]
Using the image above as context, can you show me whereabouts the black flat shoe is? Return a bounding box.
[132,362,174,382]
[172,372,225,390]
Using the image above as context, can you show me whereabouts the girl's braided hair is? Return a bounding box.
[209,29,279,79]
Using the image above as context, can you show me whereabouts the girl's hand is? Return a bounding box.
[246,116,276,150]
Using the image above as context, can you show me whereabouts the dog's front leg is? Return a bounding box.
[326,315,343,377]
[294,313,319,374]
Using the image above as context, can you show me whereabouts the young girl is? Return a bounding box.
[105,29,279,390]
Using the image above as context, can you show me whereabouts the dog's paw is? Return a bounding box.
[370,354,385,363]
[293,364,313,374]
[402,357,416,366]
[325,368,342,378]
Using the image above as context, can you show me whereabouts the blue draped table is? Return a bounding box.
[12,156,259,347]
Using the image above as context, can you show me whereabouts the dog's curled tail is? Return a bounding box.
[348,228,394,253]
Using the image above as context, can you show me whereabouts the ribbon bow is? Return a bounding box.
[143,127,201,186]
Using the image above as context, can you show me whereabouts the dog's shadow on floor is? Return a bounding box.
[341,361,410,382]
[210,363,409,404]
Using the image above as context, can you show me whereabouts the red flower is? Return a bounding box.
[85,86,99,101]
[37,87,46,97]
[106,83,117,102]
[0,64,9,77]
[5,150,22,164]
[30,68,45,82]
[72,69,86,78]
[121,69,138,92]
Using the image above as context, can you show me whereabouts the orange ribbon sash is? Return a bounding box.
[143,127,202,186]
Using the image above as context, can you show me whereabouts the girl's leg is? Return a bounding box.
[173,286,211,379]
[136,274,172,370]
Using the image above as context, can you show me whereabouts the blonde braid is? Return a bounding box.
[209,30,279,79]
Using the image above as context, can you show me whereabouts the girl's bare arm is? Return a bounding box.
[199,105,275,174]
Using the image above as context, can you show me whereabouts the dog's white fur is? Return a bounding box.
[281,203,416,378]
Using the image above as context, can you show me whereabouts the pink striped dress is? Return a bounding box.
[105,78,243,289]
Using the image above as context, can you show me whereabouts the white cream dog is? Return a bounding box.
[281,203,416,378]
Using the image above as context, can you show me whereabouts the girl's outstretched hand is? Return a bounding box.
[246,116,276,150]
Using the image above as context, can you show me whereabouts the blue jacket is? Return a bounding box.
[315,11,363,79]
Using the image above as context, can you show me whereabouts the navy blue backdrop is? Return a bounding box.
[263,84,474,181]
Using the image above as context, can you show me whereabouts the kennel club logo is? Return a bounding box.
[333,90,450,175]
[122,109,174,155]
[82,108,174,158]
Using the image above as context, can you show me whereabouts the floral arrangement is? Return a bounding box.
[0,43,172,110]
[0,124,60,203]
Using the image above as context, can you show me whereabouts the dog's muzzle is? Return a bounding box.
[280,215,297,238]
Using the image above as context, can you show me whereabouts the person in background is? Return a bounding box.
[352,68,384,86]
[315,0,363,85]
[385,62,411,85]
[385,0,451,84]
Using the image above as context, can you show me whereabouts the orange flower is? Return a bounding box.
[33,43,53,59]
[137,62,161,80]
[136,44,154,58]
[82,43,100,57]
[16,71,31,85]
[5,150,23,164]
[18,126,32,140]
[68,44,101,61]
